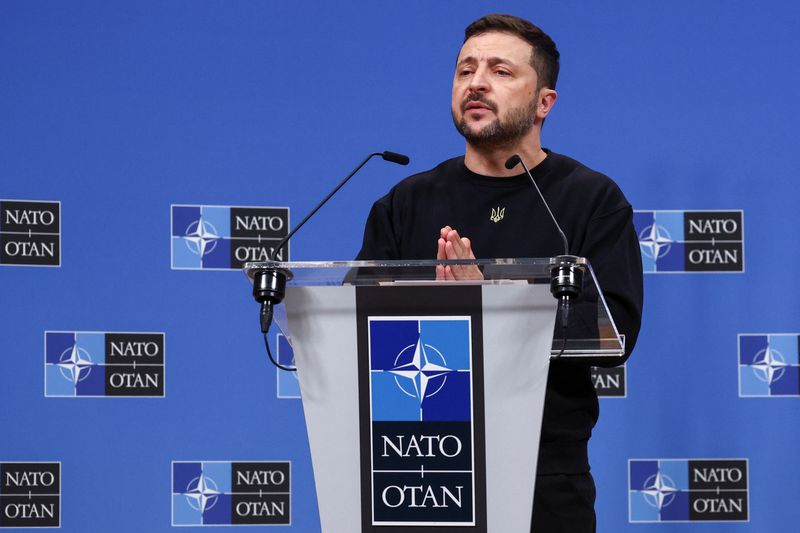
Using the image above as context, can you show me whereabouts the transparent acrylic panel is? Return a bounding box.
[244,258,624,358]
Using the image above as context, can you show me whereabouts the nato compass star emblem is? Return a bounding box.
[390,338,452,405]
[751,347,787,384]
[183,218,219,257]
[641,472,678,510]
[184,473,220,513]
[638,223,673,260]
[57,344,93,384]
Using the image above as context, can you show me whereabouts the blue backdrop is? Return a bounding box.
[2,0,799,531]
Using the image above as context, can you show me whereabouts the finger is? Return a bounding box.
[436,264,446,280]
[444,240,458,260]
[448,237,481,280]
[446,243,472,279]
[461,237,476,258]
[454,264,483,280]
[437,237,446,260]
[440,226,452,240]
[447,230,469,258]
[444,265,456,280]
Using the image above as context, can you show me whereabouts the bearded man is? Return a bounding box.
[356,13,643,533]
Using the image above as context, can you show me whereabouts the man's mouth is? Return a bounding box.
[463,96,496,113]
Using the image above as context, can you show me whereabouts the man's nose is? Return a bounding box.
[468,66,490,92]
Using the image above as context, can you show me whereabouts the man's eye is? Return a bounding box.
[495,70,511,77]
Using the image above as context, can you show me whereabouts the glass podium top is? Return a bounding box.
[244,257,624,358]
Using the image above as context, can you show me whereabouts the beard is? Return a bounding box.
[452,93,537,148]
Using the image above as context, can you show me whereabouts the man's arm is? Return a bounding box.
[579,206,643,366]
[356,201,399,260]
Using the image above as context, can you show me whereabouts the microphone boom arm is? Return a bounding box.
[271,152,382,261]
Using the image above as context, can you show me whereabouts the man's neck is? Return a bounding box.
[463,135,547,177]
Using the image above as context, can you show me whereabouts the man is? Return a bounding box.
[356,14,643,532]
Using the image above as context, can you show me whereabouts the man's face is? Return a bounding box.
[452,31,539,147]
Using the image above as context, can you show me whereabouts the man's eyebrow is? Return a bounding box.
[456,55,518,67]
[487,56,517,67]
[456,56,478,67]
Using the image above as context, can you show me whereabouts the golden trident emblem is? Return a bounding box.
[490,207,505,223]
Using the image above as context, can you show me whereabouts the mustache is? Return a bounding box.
[462,93,497,112]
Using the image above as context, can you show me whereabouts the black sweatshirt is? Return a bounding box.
[356,150,643,474]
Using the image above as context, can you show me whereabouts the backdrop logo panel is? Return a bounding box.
[0,200,60,267]
[629,459,748,522]
[739,333,800,397]
[44,331,165,397]
[275,334,299,399]
[171,204,290,270]
[367,317,476,526]
[0,462,60,528]
[633,210,744,273]
[171,461,291,526]
[592,364,626,397]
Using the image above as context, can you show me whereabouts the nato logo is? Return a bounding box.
[629,459,748,522]
[0,200,60,267]
[591,364,626,397]
[171,204,289,270]
[739,333,800,397]
[368,317,475,526]
[45,331,165,397]
[0,462,60,528]
[276,334,300,399]
[634,210,744,272]
[172,461,291,526]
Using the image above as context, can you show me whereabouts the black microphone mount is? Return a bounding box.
[253,263,291,334]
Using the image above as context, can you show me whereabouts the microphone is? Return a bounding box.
[253,150,410,335]
[505,154,584,357]
[381,151,410,166]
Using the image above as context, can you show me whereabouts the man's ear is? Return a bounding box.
[536,88,558,119]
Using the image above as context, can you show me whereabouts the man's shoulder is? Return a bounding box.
[547,151,613,186]
[370,156,464,210]
[392,155,465,191]
[547,150,630,211]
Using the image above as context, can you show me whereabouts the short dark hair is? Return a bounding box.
[464,14,560,90]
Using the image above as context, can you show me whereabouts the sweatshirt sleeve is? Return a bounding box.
[356,197,400,261]
[580,204,644,366]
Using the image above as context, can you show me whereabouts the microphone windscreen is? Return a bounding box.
[505,155,522,170]
[382,151,410,166]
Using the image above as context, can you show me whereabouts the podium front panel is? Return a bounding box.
[284,282,556,533]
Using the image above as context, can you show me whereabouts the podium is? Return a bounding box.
[244,258,623,533]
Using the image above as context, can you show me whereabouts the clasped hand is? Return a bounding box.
[435,226,484,281]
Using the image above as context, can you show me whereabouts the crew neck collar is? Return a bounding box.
[460,149,554,187]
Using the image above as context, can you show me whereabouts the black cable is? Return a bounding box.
[263,331,296,372]
[553,296,570,358]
